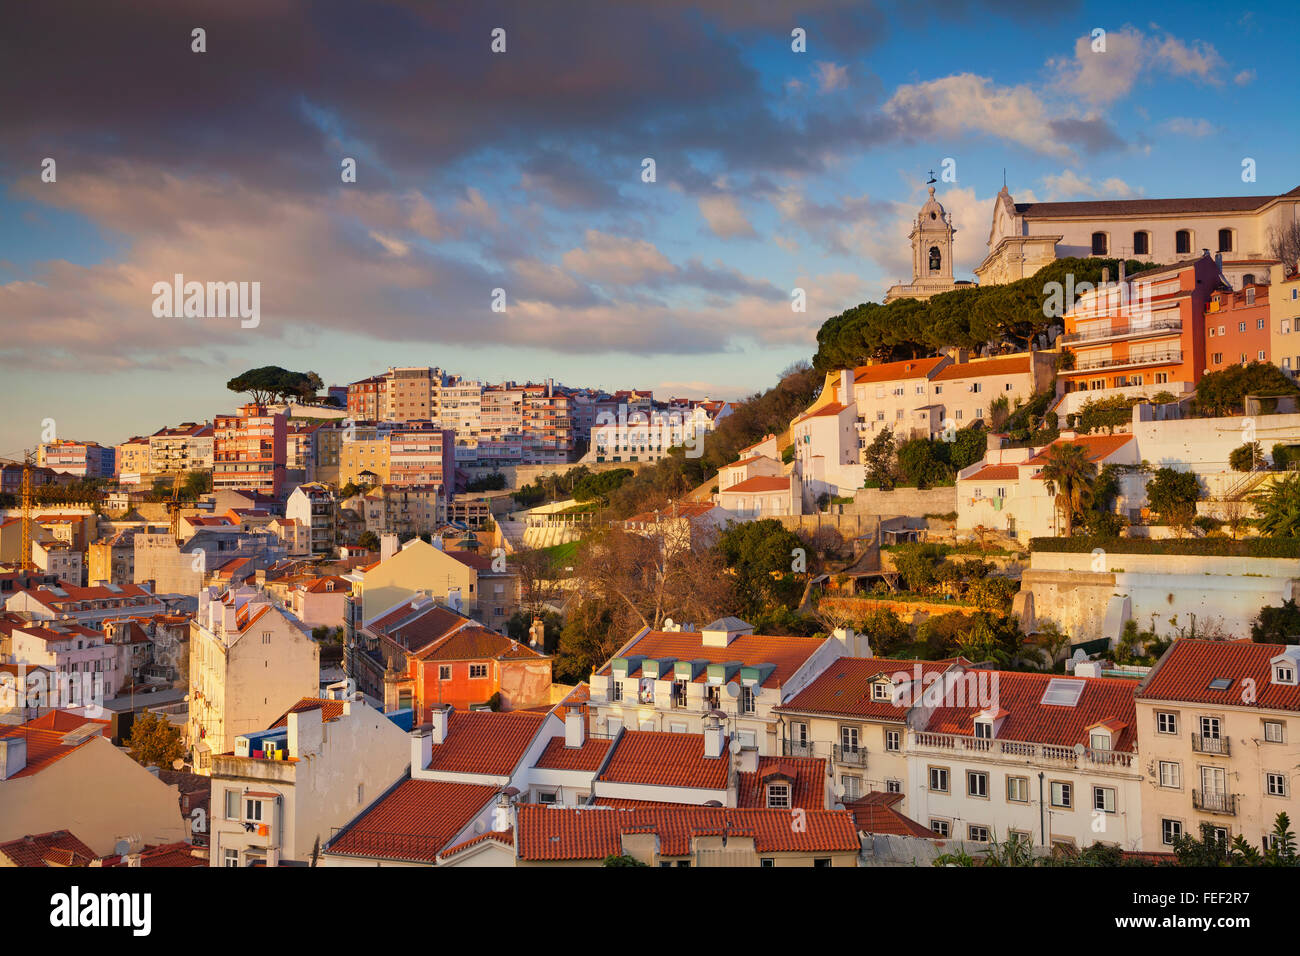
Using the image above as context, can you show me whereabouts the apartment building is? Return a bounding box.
[1059,255,1221,402]
[587,620,868,755]
[384,366,438,421]
[339,427,393,486]
[213,403,288,498]
[285,482,336,556]
[37,440,115,479]
[434,377,483,433]
[87,529,137,586]
[347,484,446,539]
[521,381,574,462]
[187,586,320,771]
[134,527,286,596]
[1134,639,1300,852]
[308,421,346,486]
[5,582,167,627]
[588,403,706,465]
[7,621,122,703]
[1204,279,1271,374]
[1268,262,1300,378]
[148,422,214,476]
[113,437,151,480]
[907,670,1145,850]
[351,537,517,628]
[209,692,411,867]
[388,424,456,489]
[29,539,83,584]
[346,375,386,421]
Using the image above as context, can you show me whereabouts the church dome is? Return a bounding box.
[919,186,947,225]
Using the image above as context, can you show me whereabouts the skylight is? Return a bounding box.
[1208,677,1233,691]
[1040,678,1085,707]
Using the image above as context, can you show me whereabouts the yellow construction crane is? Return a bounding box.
[167,472,184,542]
[19,449,34,572]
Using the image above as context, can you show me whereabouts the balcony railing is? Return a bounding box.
[1192,734,1230,756]
[1071,350,1183,372]
[833,744,867,767]
[1192,790,1237,815]
[912,731,1134,769]
[783,740,815,758]
[1061,319,1182,345]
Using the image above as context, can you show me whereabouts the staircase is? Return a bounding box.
[1220,469,1274,502]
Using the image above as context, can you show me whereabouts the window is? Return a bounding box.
[975,408,984,419]
[841,775,861,801]
[1050,781,1072,809]
[223,848,239,868]
[1264,720,1285,743]
[840,726,860,753]
[1006,776,1029,803]
[225,789,240,820]
[1091,232,1109,255]
[971,382,982,394]
[767,783,791,809]
[1159,761,1182,789]
[537,790,558,805]
[438,665,451,681]
[1213,352,1223,364]
[929,767,949,793]
[1239,322,1247,333]
[968,825,990,843]
[885,730,901,752]
[740,686,756,714]
[1276,663,1297,685]
[1259,350,1267,361]
[1257,318,1266,330]
[1093,786,1116,813]
[1089,731,1111,751]
[872,682,890,701]
[469,663,488,680]
[611,680,623,702]
[1200,716,1222,739]
[967,771,989,798]
[245,798,264,822]
[1162,819,1183,845]
[886,779,902,794]
[1157,712,1178,735]
[1133,231,1150,256]
[813,858,831,868]
[930,819,950,838]
[974,720,992,740]
[1176,230,1192,255]
[1267,773,1288,797]
[1218,228,1234,253]
[760,858,775,867]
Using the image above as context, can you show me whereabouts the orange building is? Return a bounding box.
[1203,279,1271,373]
[1060,255,1222,395]
[213,403,287,497]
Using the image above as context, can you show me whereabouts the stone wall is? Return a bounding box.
[851,487,957,517]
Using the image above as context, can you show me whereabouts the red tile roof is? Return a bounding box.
[1137,640,1300,711]
[777,658,958,720]
[413,624,546,662]
[793,402,848,424]
[96,842,207,867]
[532,735,614,773]
[852,357,946,385]
[844,792,934,838]
[515,804,859,860]
[1016,191,1296,218]
[1025,433,1133,466]
[327,779,500,862]
[597,731,730,790]
[0,830,96,867]
[963,464,1021,482]
[423,710,550,776]
[599,630,824,688]
[437,828,514,861]
[923,670,1138,751]
[719,475,791,494]
[269,698,348,728]
[0,715,110,778]
[931,355,1032,381]
[736,756,827,810]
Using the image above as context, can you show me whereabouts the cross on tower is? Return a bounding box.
[926,169,937,185]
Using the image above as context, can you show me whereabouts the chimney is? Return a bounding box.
[379,533,398,561]
[1101,266,1109,285]
[564,709,586,748]
[410,725,432,770]
[430,703,451,745]
[703,715,724,759]
[838,368,853,405]
[493,792,513,832]
[0,738,27,780]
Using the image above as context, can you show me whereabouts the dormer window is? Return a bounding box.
[1275,663,1297,685]
[1089,730,1112,751]
[973,720,992,739]
[872,681,891,702]
[767,783,791,809]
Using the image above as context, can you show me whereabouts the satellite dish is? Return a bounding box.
[1071,649,1087,662]
[113,840,130,856]
[729,740,742,755]
[473,820,486,834]
[726,683,740,698]
[172,758,185,770]
[1073,743,1086,756]
[663,618,674,629]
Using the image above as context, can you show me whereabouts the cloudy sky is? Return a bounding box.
[1,0,1295,456]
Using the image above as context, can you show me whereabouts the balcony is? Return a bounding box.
[1192,790,1237,815]
[1061,318,1182,345]
[1191,734,1230,756]
[911,731,1134,769]
[783,740,815,758]
[1071,350,1183,373]
[833,744,867,767]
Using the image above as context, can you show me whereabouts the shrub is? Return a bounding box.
[1029,536,1300,558]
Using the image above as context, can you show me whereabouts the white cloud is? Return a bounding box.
[1041,170,1142,200]
[1159,117,1214,137]
[560,230,675,285]
[368,231,410,257]
[1234,69,1255,86]
[1153,35,1225,82]
[814,61,849,93]
[697,194,757,239]
[1050,27,1146,106]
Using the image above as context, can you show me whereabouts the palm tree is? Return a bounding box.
[1038,442,1098,537]
[1251,473,1300,538]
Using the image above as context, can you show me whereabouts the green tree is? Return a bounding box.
[602,854,648,867]
[1194,361,1300,417]
[864,428,898,490]
[1038,442,1097,537]
[226,366,324,405]
[1251,599,1300,643]
[1146,467,1201,530]
[356,531,380,551]
[896,438,953,489]
[717,519,805,616]
[1229,442,1264,472]
[1251,473,1300,537]
[890,542,946,593]
[125,712,187,768]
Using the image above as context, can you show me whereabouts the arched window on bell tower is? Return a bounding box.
[929,246,942,273]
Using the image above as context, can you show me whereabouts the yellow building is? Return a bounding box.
[1268,262,1300,378]
[114,437,152,478]
[340,438,391,486]
[1134,639,1300,852]
[355,538,517,633]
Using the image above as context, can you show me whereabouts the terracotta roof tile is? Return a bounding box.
[598,630,823,687]
[515,804,859,860]
[532,735,614,773]
[423,710,550,776]
[718,475,791,494]
[0,830,96,867]
[737,756,827,810]
[437,828,514,861]
[963,465,1021,482]
[597,731,730,790]
[327,778,500,862]
[844,792,934,838]
[1024,433,1133,466]
[852,357,947,385]
[931,355,1032,381]
[1137,640,1300,711]
[269,697,348,728]
[777,658,959,720]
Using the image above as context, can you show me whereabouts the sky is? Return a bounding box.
[1,0,1296,457]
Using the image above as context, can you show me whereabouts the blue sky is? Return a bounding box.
[0,0,1295,457]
